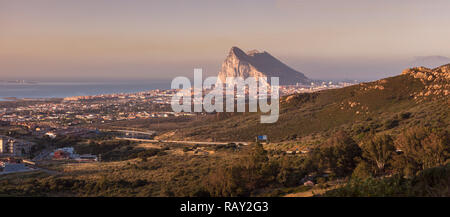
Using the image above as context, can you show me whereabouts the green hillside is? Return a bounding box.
[167,65,449,143]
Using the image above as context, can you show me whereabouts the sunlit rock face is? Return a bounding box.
[217,47,310,86]
[402,64,450,82]
[402,64,450,99]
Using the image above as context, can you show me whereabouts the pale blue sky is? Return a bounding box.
[1,0,450,81]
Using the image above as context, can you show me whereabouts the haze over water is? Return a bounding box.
[0,80,171,100]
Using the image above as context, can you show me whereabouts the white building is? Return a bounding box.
[45,132,57,139]
[0,137,7,153]
[0,136,33,157]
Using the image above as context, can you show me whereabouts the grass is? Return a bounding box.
[0,144,248,197]
[1,69,447,197]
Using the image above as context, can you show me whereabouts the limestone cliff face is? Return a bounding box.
[217,47,309,85]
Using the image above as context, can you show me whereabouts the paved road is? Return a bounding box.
[105,129,156,135]
[0,168,34,175]
[0,167,59,176]
[33,149,52,161]
[116,137,249,146]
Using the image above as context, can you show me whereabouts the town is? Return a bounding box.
[0,81,356,128]
[0,81,357,175]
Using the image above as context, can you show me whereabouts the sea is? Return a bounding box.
[0,80,172,100]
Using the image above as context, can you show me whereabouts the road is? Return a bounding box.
[33,149,52,161]
[116,137,249,146]
[0,167,60,176]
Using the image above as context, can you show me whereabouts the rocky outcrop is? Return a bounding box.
[402,64,450,101]
[217,47,309,86]
[402,64,450,82]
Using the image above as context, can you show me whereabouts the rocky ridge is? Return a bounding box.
[402,64,450,101]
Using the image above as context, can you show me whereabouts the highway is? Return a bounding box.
[116,137,249,146]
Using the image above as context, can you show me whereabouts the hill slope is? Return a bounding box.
[166,64,450,143]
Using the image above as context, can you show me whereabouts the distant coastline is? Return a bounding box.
[0,97,18,102]
[0,80,172,100]
[0,80,39,84]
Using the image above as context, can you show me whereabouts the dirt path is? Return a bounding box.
[284,186,340,197]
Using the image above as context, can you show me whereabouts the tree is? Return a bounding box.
[203,143,278,196]
[394,127,449,175]
[247,143,268,167]
[306,131,361,177]
[361,134,395,175]
[331,131,362,176]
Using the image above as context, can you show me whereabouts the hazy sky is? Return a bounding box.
[1,0,450,81]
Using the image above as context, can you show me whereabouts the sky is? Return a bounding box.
[1,0,450,81]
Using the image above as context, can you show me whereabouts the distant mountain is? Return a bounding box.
[410,56,450,68]
[217,47,310,85]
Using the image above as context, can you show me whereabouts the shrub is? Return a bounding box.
[352,161,373,179]
[394,127,449,175]
[324,164,450,197]
[204,143,282,196]
[400,112,412,119]
[306,131,361,177]
[384,118,399,130]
